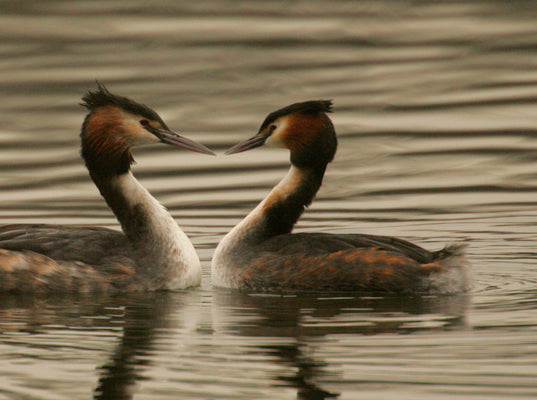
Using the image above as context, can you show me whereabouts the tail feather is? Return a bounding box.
[427,241,471,294]
[433,242,468,265]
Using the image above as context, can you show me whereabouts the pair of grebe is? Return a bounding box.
[0,85,467,294]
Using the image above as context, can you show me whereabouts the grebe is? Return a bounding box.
[212,100,468,293]
[0,84,214,293]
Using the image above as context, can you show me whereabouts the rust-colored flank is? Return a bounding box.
[0,84,211,293]
[213,99,468,294]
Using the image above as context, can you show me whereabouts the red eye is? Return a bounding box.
[269,124,277,132]
[140,119,149,127]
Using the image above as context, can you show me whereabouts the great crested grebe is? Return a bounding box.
[0,84,214,293]
[212,100,468,293]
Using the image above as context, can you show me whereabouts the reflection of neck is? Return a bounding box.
[229,163,326,244]
[91,171,200,288]
[94,295,171,400]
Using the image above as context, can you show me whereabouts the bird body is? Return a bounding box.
[0,84,213,293]
[212,100,468,294]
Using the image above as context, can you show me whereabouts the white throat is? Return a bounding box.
[112,172,201,289]
[211,166,306,287]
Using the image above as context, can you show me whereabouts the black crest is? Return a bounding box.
[259,100,333,132]
[80,82,165,125]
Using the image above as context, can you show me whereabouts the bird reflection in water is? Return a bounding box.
[93,293,176,400]
[0,292,189,400]
[212,290,470,398]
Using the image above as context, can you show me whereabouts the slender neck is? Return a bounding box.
[89,170,200,287]
[91,171,163,243]
[230,163,326,245]
[79,110,200,288]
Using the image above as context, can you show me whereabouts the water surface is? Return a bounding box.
[1,1,537,399]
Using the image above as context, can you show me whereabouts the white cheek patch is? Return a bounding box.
[264,117,288,148]
[122,113,160,146]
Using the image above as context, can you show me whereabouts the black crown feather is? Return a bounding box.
[259,100,333,132]
[80,82,164,124]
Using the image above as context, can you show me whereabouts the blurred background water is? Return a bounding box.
[1,0,537,399]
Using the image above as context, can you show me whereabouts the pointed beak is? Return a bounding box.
[225,134,268,155]
[152,128,215,156]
